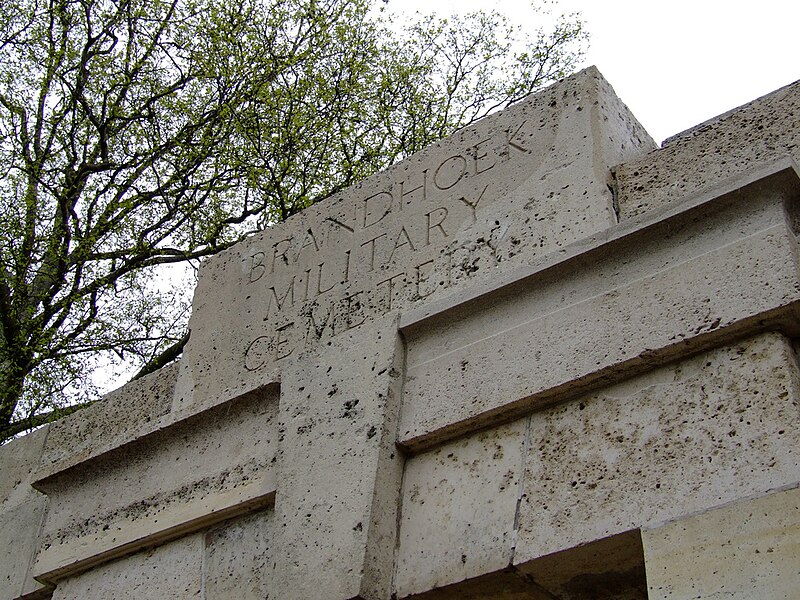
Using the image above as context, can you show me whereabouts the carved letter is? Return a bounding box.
[302,268,312,301]
[272,238,293,272]
[343,250,351,284]
[296,228,321,261]
[459,184,490,224]
[399,169,428,205]
[505,121,531,156]
[342,290,367,330]
[387,226,416,264]
[363,191,393,228]
[275,322,295,360]
[376,272,406,311]
[473,138,498,174]
[307,302,336,339]
[315,262,337,296]
[415,259,436,299]
[425,207,449,245]
[267,277,295,315]
[244,335,270,372]
[326,215,355,234]
[434,155,468,190]
[246,251,267,284]
[361,232,387,272]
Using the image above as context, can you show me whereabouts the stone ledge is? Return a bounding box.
[32,370,279,487]
[31,384,279,585]
[614,75,800,220]
[400,157,800,332]
[398,159,800,451]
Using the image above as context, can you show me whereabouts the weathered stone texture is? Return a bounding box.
[514,331,800,562]
[35,362,179,481]
[50,534,203,600]
[642,486,800,600]
[400,170,800,449]
[395,420,527,596]
[204,509,275,600]
[0,428,50,600]
[183,66,654,411]
[272,317,404,600]
[395,332,800,593]
[615,77,800,219]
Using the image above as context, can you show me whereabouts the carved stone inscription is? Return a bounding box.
[185,67,646,401]
[240,121,540,371]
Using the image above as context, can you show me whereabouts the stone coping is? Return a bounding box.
[400,156,800,331]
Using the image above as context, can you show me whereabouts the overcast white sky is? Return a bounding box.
[391,0,800,144]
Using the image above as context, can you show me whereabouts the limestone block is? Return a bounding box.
[0,427,51,600]
[615,76,800,220]
[35,363,179,481]
[642,486,800,600]
[183,66,654,410]
[33,385,279,583]
[50,533,203,599]
[204,508,274,600]
[399,167,800,449]
[395,420,527,597]
[513,332,800,563]
[272,317,404,600]
[0,426,48,510]
[0,498,49,600]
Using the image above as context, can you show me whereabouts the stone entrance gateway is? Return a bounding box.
[2,67,800,600]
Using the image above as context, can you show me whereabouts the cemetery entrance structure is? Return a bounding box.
[2,67,800,599]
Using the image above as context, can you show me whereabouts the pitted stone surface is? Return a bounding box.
[514,332,800,562]
[615,76,800,220]
[0,427,50,600]
[0,426,47,511]
[395,420,527,596]
[35,362,179,481]
[204,509,275,600]
[183,67,654,409]
[400,173,800,449]
[50,534,203,599]
[272,317,404,600]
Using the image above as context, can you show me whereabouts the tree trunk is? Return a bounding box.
[0,355,27,441]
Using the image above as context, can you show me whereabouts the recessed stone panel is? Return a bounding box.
[50,534,203,600]
[204,509,275,600]
[400,171,800,449]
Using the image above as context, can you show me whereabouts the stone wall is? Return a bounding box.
[2,66,799,600]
